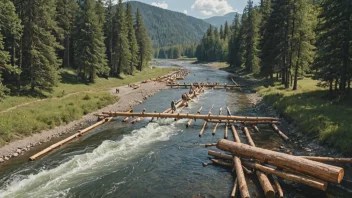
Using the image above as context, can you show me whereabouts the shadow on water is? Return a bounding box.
[0,60,351,198]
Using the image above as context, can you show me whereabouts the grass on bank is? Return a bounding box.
[0,67,174,145]
[215,62,352,154]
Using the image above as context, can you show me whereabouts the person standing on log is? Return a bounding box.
[182,92,189,107]
[171,100,176,113]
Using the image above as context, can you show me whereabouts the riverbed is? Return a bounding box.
[0,60,351,198]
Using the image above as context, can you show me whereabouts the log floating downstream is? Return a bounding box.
[199,105,214,137]
[271,124,289,141]
[212,108,223,135]
[186,106,202,127]
[216,139,344,183]
[300,156,352,163]
[30,117,113,161]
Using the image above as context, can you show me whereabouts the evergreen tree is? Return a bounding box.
[228,13,241,67]
[21,0,62,92]
[104,0,114,69]
[220,25,224,40]
[126,3,139,75]
[244,0,261,74]
[74,0,108,83]
[113,0,131,75]
[0,0,22,91]
[314,0,352,94]
[224,21,230,39]
[56,0,78,68]
[135,8,152,71]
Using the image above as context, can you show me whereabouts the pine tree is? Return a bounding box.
[104,0,114,69]
[228,13,241,67]
[135,8,152,71]
[224,21,230,39]
[56,0,78,68]
[220,25,224,40]
[244,0,261,74]
[126,3,139,75]
[74,0,108,83]
[21,0,62,92]
[314,0,352,94]
[113,0,131,75]
[0,0,22,92]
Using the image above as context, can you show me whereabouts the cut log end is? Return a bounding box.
[338,169,344,183]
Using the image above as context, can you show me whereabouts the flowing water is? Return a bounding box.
[0,61,351,198]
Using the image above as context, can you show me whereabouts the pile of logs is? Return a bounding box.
[167,82,244,89]
[203,138,348,198]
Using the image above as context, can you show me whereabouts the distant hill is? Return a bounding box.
[204,12,241,27]
[126,1,211,48]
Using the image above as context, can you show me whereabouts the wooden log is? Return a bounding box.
[211,159,232,167]
[271,124,289,141]
[224,123,228,139]
[207,120,280,124]
[217,139,344,183]
[167,84,243,88]
[231,177,238,198]
[230,125,241,143]
[199,105,214,137]
[256,170,275,198]
[101,112,280,122]
[30,118,112,161]
[300,156,352,163]
[212,108,222,135]
[186,107,202,127]
[243,161,328,191]
[252,125,260,133]
[200,143,217,147]
[233,156,250,198]
[242,165,253,175]
[272,177,284,198]
[208,150,233,160]
[243,127,256,147]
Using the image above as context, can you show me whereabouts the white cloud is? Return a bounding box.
[191,0,234,17]
[184,10,188,14]
[151,1,168,9]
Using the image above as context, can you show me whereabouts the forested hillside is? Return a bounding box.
[0,0,152,98]
[127,1,210,48]
[204,12,241,27]
[196,0,352,94]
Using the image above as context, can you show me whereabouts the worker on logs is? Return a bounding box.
[171,100,176,113]
[189,86,194,95]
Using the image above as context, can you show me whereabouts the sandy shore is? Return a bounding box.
[0,81,167,162]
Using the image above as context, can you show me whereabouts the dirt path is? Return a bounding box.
[0,81,167,161]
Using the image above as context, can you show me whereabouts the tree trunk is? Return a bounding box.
[216,140,344,183]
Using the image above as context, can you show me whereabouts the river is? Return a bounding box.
[0,60,351,198]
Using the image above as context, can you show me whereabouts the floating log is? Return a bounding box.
[224,123,228,139]
[242,165,253,175]
[216,139,344,183]
[271,124,289,141]
[256,170,275,198]
[230,125,241,143]
[200,143,217,147]
[30,117,112,161]
[243,127,256,147]
[231,78,239,86]
[272,177,284,198]
[207,120,280,124]
[231,177,238,198]
[252,125,260,133]
[167,84,243,88]
[243,161,328,191]
[186,107,202,127]
[300,156,352,163]
[233,156,250,198]
[212,108,223,135]
[101,112,280,122]
[199,105,214,137]
[208,150,233,160]
[211,159,232,167]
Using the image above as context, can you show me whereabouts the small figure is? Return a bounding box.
[171,100,176,113]
[116,88,120,94]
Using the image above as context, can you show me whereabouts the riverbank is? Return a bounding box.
[0,67,174,162]
[203,62,352,155]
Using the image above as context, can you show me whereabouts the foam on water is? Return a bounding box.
[0,120,182,198]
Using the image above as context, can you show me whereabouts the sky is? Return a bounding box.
[123,0,261,19]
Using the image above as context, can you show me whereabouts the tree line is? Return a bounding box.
[154,43,198,59]
[0,0,152,99]
[196,0,351,94]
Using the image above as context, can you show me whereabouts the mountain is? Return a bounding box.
[204,12,241,27]
[126,1,211,48]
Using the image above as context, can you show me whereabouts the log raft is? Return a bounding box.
[217,139,344,183]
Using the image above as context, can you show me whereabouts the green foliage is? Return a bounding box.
[135,8,152,71]
[127,1,209,48]
[126,3,139,75]
[74,0,108,83]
